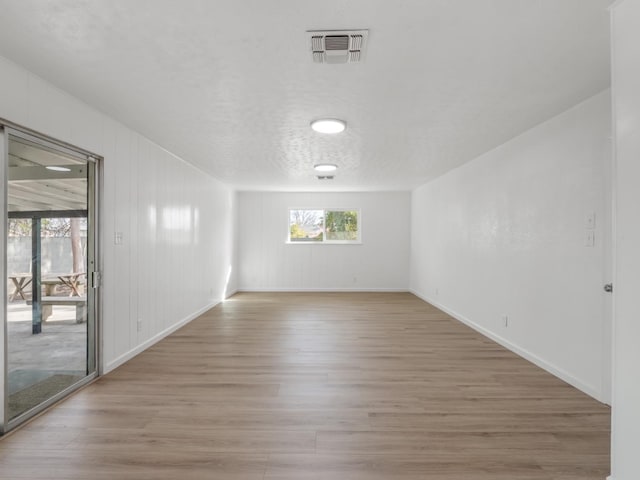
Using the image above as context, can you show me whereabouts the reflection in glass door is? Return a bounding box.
[2,127,98,432]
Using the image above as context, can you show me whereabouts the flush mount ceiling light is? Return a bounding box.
[311,119,346,134]
[46,166,71,172]
[314,163,338,172]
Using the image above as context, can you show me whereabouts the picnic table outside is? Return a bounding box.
[8,273,32,301]
[8,272,86,300]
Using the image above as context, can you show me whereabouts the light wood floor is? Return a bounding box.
[0,292,610,479]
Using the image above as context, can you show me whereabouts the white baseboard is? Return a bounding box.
[103,300,219,374]
[238,287,409,292]
[409,289,603,402]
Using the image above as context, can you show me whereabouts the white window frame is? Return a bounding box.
[287,208,362,244]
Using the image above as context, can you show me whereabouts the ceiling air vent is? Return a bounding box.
[317,175,335,180]
[307,29,368,64]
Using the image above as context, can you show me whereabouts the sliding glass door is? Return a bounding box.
[1,126,99,433]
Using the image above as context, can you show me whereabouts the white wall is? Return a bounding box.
[410,90,611,401]
[0,55,235,373]
[237,192,410,291]
[611,2,640,478]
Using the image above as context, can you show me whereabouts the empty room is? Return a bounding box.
[0,1,639,479]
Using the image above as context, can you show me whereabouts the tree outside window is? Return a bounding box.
[288,209,360,243]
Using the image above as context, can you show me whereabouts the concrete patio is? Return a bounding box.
[6,300,86,419]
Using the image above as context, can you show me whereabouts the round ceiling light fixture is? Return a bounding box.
[311,118,346,134]
[46,166,72,172]
[314,163,338,172]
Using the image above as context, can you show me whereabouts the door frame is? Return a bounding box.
[0,120,102,434]
[601,129,614,406]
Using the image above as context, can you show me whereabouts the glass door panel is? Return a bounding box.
[4,130,97,427]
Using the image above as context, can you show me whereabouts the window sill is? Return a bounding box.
[285,241,363,245]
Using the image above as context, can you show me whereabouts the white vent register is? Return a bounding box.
[307,29,368,64]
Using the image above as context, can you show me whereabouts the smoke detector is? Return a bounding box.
[307,30,368,64]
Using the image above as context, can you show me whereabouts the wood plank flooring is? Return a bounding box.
[0,292,611,479]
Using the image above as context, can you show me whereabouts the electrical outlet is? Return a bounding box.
[353,276,357,284]
[435,288,439,296]
[114,232,123,245]
[137,319,142,332]
[502,315,509,327]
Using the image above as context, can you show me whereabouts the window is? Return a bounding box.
[288,209,360,243]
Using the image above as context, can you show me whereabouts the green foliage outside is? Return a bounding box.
[325,210,358,241]
[290,223,305,239]
[8,218,73,237]
[290,224,323,241]
[289,209,358,242]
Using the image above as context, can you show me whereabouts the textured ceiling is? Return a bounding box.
[0,0,612,191]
